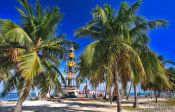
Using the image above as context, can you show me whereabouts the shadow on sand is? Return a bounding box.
[0,101,116,112]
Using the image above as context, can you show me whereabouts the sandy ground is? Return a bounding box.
[0,98,175,112]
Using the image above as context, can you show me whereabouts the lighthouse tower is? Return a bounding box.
[66,46,76,87]
[62,45,78,98]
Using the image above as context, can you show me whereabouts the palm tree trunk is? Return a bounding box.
[108,84,113,104]
[133,83,138,108]
[124,88,127,100]
[114,67,122,112]
[114,77,122,112]
[14,81,31,112]
[169,91,172,98]
[95,86,96,99]
[150,90,153,99]
[104,82,107,100]
[109,84,113,104]
[46,92,51,99]
[154,91,158,103]
[85,80,88,98]
[159,92,161,98]
[14,92,29,112]
[126,82,132,100]
[14,97,24,112]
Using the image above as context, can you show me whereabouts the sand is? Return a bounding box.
[0,99,117,112]
[0,98,175,112]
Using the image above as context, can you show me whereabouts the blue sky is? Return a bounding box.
[0,0,175,92]
[0,0,174,59]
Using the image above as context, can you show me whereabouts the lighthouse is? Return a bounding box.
[66,46,76,87]
[62,45,78,98]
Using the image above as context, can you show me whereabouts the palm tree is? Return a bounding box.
[140,54,172,103]
[158,56,175,98]
[133,35,173,105]
[75,0,167,111]
[167,67,175,97]
[126,82,132,100]
[0,0,73,111]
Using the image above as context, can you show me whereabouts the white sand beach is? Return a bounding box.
[1,99,116,112]
[1,98,175,112]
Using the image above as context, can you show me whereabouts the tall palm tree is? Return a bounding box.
[0,0,73,111]
[75,0,167,111]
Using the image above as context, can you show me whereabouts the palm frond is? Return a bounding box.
[5,28,33,48]
[38,7,63,39]
[19,52,43,81]
[0,19,19,35]
[1,72,24,97]
[130,20,167,36]
[127,0,142,15]
[93,5,107,23]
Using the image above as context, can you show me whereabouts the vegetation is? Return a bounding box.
[75,0,173,111]
[0,0,174,112]
[0,0,75,111]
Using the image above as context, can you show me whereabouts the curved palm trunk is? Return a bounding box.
[15,96,25,112]
[14,81,31,112]
[133,83,138,108]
